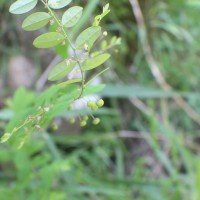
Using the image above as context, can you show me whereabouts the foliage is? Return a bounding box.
[0,0,120,148]
[1,0,200,200]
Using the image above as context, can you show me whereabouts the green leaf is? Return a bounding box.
[9,0,38,14]
[48,0,72,9]
[22,12,51,31]
[48,60,76,81]
[93,3,110,26]
[62,6,83,28]
[33,32,65,48]
[82,53,110,71]
[98,85,199,98]
[48,21,69,59]
[0,133,12,143]
[55,42,69,59]
[12,87,35,112]
[83,84,106,96]
[57,79,82,87]
[75,26,101,50]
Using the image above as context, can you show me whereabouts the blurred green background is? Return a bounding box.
[1,0,200,199]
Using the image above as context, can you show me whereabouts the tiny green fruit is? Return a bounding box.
[87,101,95,108]
[91,104,98,111]
[97,99,104,107]
[80,121,87,127]
[93,118,100,125]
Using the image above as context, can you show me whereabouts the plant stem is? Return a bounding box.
[40,0,84,99]
[85,67,110,86]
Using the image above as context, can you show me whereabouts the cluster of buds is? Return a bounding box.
[80,116,89,127]
[87,99,104,111]
[67,99,105,127]
[80,115,100,126]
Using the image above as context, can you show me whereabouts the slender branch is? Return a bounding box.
[40,0,85,99]
[85,67,110,86]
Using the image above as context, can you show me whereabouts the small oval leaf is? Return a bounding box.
[33,32,65,48]
[48,60,76,81]
[62,6,83,28]
[22,12,52,31]
[48,0,72,9]
[58,79,82,87]
[75,26,101,50]
[9,0,38,14]
[82,53,110,71]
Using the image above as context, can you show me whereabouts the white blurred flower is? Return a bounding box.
[67,46,102,109]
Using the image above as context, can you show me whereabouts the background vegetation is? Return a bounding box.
[1,0,200,199]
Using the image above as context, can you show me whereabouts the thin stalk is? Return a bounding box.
[85,67,110,86]
[40,0,84,99]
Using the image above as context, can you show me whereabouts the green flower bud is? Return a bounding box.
[93,118,100,125]
[97,99,104,107]
[80,121,87,127]
[87,101,95,108]
[91,104,98,111]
